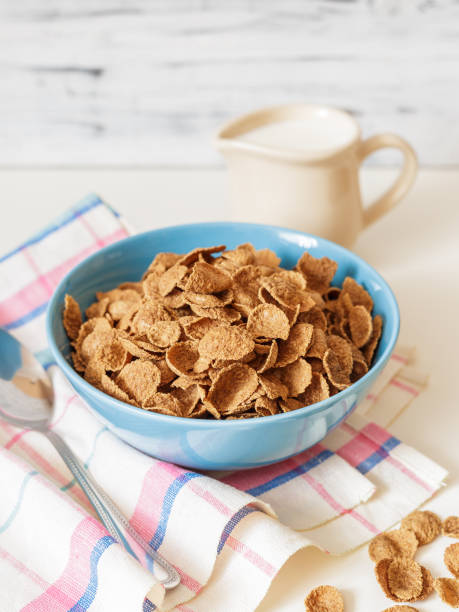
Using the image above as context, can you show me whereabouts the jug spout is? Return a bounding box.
[214,132,240,156]
[214,119,256,158]
[214,107,290,161]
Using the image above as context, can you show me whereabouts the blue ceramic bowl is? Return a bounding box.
[46,223,399,470]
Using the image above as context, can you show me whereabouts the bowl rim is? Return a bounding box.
[46,221,400,428]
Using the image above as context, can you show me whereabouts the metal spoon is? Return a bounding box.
[0,328,180,590]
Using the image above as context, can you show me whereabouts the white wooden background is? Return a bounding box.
[0,0,458,167]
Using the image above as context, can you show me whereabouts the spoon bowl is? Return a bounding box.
[0,328,53,428]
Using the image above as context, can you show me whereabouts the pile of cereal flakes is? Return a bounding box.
[305,511,459,610]
[63,243,382,419]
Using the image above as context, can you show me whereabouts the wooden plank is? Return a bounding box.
[0,0,458,165]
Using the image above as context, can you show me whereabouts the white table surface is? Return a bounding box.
[1,167,458,611]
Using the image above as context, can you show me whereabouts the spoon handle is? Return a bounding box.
[45,430,180,590]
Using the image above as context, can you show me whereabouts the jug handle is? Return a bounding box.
[357,133,418,228]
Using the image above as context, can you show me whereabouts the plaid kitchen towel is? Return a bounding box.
[0,195,447,612]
